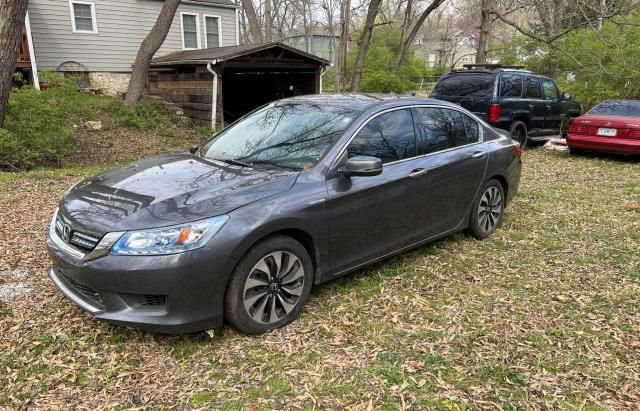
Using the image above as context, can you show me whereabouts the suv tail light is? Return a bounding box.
[489,103,501,123]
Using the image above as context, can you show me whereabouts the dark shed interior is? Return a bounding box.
[148,43,329,126]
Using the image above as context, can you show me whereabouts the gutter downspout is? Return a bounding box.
[206,60,218,130]
[25,12,40,90]
[319,64,330,94]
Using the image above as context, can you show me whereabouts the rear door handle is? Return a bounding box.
[471,151,486,159]
[528,104,534,110]
[409,168,428,178]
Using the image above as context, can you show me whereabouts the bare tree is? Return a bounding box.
[265,0,273,41]
[335,0,351,92]
[0,0,28,127]
[394,0,447,71]
[242,0,264,43]
[124,0,180,105]
[476,0,495,62]
[350,0,382,92]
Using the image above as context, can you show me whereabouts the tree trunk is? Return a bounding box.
[475,0,494,63]
[398,0,413,58]
[350,0,381,92]
[394,0,445,71]
[124,0,180,106]
[265,0,272,42]
[335,0,350,92]
[0,0,28,128]
[242,0,263,43]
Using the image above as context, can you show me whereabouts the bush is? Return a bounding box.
[2,85,77,170]
[0,71,183,171]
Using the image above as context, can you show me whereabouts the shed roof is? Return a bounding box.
[151,42,331,66]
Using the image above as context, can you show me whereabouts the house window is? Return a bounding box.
[181,13,200,50]
[204,15,222,48]
[70,1,97,33]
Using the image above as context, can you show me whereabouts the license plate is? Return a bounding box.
[597,127,617,137]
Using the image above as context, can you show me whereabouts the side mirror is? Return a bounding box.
[561,92,572,101]
[340,156,383,177]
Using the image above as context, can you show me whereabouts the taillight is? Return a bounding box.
[626,129,640,139]
[512,141,522,158]
[568,121,579,133]
[570,123,589,134]
[489,104,501,123]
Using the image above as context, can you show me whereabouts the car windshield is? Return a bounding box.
[202,102,360,170]
[432,74,495,98]
[589,100,640,117]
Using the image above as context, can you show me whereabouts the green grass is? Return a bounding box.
[1,71,207,171]
[0,148,639,408]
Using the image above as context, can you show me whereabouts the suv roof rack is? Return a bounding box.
[462,63,526,70]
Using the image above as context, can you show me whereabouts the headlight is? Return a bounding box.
[111,216,229,255]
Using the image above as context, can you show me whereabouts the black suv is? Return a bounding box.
[431,64,582,148]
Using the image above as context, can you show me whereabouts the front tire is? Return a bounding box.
[510,121,529,150]
[224,235,313,334]
[468,179,505,240]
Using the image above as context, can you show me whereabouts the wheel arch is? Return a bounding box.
[232,225,320,283]
[487,174,509,207]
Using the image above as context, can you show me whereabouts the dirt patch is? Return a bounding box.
[68,115,206,167]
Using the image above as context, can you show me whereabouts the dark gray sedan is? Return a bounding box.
[47,95,522,334]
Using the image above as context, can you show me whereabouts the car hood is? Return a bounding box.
[59,153,298,236]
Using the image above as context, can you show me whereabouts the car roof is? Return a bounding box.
[274,94,459,111]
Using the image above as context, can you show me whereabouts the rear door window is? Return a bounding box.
[347,109,417,164]
[542,79,560,100]
[499,74,523,98]
[462,113,480,143]
[525,78,542,99]
[415,108,472,154]
[432,74,495,98]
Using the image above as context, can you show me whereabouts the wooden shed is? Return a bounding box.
[148,42,330,127]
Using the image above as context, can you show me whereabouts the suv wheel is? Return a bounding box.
[224,235,313,334]
[510,121,528,149]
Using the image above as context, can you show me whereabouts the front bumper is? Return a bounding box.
[567,134,640,155]
[47,231,239,334]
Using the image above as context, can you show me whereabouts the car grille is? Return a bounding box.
[55,215,101,251]
[62,273,104,309]
[141,295,167,307]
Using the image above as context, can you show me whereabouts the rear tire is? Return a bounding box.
[510,121,529,150]
[224,235,313,335]
[468,179,505,240]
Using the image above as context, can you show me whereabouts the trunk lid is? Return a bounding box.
[572,115,640,139]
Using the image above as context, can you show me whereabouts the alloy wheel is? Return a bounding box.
[478,186,502,233]
[243,251,305,324]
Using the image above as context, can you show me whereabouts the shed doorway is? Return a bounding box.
[222,69,317,123]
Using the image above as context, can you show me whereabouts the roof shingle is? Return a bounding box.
[152,42,330,65]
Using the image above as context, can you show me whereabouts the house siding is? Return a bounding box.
[28,0,237,73]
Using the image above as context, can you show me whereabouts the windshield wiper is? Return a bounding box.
[213,158,254,168]
[249,160,301,171]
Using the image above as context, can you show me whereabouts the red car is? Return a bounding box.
[567,100,640,155]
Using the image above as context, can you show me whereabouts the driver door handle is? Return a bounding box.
[409,168,428,178]
[471,151,486,159]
